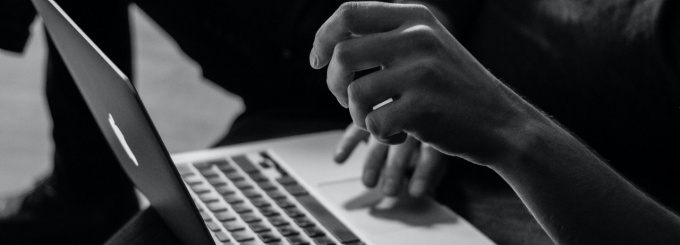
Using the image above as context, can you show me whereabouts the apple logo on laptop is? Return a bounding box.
[108,113,139,166]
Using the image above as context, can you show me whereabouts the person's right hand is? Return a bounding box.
[311,2,539,166]
[334,124,447,197]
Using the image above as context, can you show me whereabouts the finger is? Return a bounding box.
[346,65,407,130]
[334,124,370,163]
[311,2,425,69]
[361,59,437,143]
[409,144,445,197]
[362,136,388,188]
[381,136,419,196]
[365,92,416,144]
[326,32,399,107]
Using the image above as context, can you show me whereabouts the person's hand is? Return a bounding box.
[335,124,447,197]
[311,2,535,166]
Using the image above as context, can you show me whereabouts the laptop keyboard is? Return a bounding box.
[178,152,364,245]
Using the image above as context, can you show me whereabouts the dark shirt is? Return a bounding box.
[458,0,680,212]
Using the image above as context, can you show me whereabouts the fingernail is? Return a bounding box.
[309,51,319,68]
[410,180,426,197]
[333,148,344,163]
[363,171,377,187]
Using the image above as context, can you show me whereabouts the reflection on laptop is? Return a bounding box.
[33,0,495,244]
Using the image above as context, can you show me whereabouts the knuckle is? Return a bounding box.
[403,25,441,53]
[333,41,353,68]
[337,2,360,26]
[347,81,365,104]
[414,25,442,52]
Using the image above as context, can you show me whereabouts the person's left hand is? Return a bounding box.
[311,2,533,166]
[335,124,447,197]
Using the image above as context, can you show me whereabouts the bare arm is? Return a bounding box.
[491,101,680,244]
[310,2,680,244]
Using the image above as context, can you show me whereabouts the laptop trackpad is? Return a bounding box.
[317,179,491,244]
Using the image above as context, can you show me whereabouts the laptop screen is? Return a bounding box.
[32,0,213,244]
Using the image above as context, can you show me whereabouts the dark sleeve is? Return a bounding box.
[0,0,37,53]
[658,0,680,102]
[394,0,485,40]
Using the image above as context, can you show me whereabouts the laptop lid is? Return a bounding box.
[32,0,213,244]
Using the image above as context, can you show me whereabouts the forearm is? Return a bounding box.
[491,111,680,244]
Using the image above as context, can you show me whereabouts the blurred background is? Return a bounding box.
[0,6,243,196]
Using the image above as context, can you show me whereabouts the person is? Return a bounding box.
[311,1,680,244]
[1,0,677,244]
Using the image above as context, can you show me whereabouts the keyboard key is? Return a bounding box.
[284,185,309,197]
[232,155,259,173]
[224,196,244,204]
[313,236,336,245]
[208,178,228,187]
[257,181,277,190]
[234,181,254,190]
[200,211,212,221]
[276,176,297,186]
[258,232,281,243]
[249,173,269,182]
[205,221,221,232]
[259,208,280,217]
[215,186,236,195]
[222,221,246,231]
[193,161,213,169]
[200,168,220,179]
[232,204,253,214]
[217,164,237,173]
[239,241,263,245]
[232,230,255,242]
[277,226,300,237]
[207,202,229,212]
[267,190,286,200]
[225,172,245,182]
[288,236,310,245]
[250,198,271,208]
[284,208,305,218]
[191,185,211,194]
[275,199,295,208]
[176,164,193,175]
[208,159,229,166]
[303,227,325,237]
[183,177,203,186]
[214,231,231,242]
[296,195,359,244]
[249,222,271,233]
[242,190,262,199]
[199,193,220,203]
[240,213,262,223]
[293,217,314,228]
[268,216,290,227]
[214,211,237,222]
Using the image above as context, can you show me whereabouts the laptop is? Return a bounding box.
[33,0,495,244]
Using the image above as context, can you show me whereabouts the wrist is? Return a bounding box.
[488,101,565,170]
